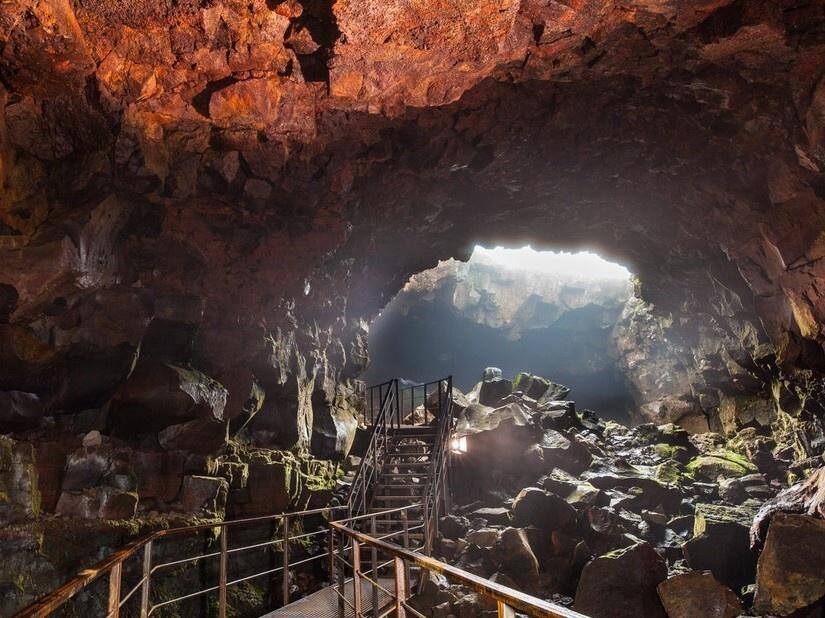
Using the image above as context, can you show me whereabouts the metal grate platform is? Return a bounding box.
[262,578,395,618]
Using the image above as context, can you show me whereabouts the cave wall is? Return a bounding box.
[0,0,825,608]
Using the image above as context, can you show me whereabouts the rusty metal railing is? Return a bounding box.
[16,505,349,617]
[328,507,587,618]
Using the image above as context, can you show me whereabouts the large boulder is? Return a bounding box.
[478,378,513,407]
[511,487,576,531]
[683,503,757,592]
[686,450,757,480]
[496,527,540,587]
[657,571,742,618]
[574,542,667,618]
[0,391,44,432]
[751,467,825,549]
[109,362,227,433]
[754,513,825,616]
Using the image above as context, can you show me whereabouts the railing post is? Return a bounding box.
[108,561,122,618]
[140,540,152,617]
[219,528,228,618]
[498,600,516,617]
[352,540,362,616]
[371,516,378,614]
[393,556,407,618]
[282,515,290,606]
[394,379,400,428]
[337,530,346,617]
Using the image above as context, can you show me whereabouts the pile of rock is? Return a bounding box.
[412,369,825,617]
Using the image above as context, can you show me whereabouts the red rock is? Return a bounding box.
[657,572,743,618]
[179,475,227,517]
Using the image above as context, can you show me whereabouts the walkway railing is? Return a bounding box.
[17,505,349,617]
[328,506,587,618]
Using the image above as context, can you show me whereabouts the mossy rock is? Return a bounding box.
[686,450,757,480]
[654,460,683,486]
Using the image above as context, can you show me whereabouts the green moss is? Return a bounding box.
[654,460,683,486]
[686,450,757,480]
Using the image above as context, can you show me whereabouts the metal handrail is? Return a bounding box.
[329,519,587,618]
[16,504,349,617]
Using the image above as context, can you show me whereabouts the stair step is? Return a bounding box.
[376,484,426,489]
[380,472,428,478]
[385,462,431,468]
[373,495,424,501]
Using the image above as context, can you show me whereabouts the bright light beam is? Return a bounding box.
[471,245,631,280]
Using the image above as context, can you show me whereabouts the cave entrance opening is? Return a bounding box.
[361,245,638,423]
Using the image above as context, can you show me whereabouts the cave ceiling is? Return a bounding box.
[1,0,825,422]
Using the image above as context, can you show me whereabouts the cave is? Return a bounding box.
[2,0,825,617]
[362,246,639,422]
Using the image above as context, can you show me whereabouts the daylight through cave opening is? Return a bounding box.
[362,245,648,423]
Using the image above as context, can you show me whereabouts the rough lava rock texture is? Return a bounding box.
[1,0,825,613]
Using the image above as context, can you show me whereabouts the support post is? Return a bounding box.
[108,562,122,618]
[371,516,379,614]
[282,515,290,606]
[352,540,362,616]
[497,600,516,618]
[393,557,407,618]
[219,528,228,618]
[337,531,346,617]
[140,540,152,617]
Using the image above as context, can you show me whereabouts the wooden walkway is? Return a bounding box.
[262,578,395,617]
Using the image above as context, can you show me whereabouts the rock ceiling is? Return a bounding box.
[0,0,824,445]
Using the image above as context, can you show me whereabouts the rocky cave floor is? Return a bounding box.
[405,370,825,618]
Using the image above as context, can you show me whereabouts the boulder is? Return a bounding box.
[466,528,499,548]
[468,507,510,525]
[512,487,576,530]
[540,429,592,473]
[657,571,742,618]
[574,542,668,618]
[512,372,553,400]
[686,451,757,480]
[130,450,186,504]
[109,362,227,433]
[497,527,540,587]
[683,503,757,592]
[478,378,513,407]
[754,513,825,616]
[0,391,44,431]
[158,418,228,454]
[751,467,825,549]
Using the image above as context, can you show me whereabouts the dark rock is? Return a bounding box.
[0,391,44,431]
[0,437,39,525]
[683,504,757,592]
[657,571,743,618]
[573,542,667,618]
[754,513,825,616]
[478,378,513,407]
[751,467,825,549]
[512,372,553,400]
[179,475,228,517]
[130,450,186,504]
[158,417,228,454]
[497,527,540,587]
[511,487,576,530]
[56,486,137,519]
[540,429,592,473]
[468,507,510,525]
[439,514,470,539]
[109,362,227,433]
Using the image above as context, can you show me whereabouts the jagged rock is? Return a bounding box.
[439,514,470,539]
[0,437,39,525]
[478,378,513,407]
[683,503,757,592]
[158,418,228,454]
[539,429,592,473]
[130,450,186,504]
[179,475,228,517]
[56,486,137,519]
[468,507,510,525]
[511,487,576,530]
[751,467,825,548]
[573,542,667,618]
[686,451,757,480]
[466,528,499,548]
[497,527,540,587]
[754,513,825,616]
[657,571,742,618]
[512,372,553,400]
[109,362,227,433]
[0,391,43,431]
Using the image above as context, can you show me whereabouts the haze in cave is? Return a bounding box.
[1,1,825,617]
